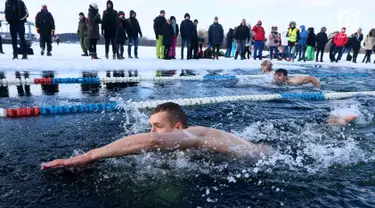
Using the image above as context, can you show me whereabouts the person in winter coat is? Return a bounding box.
[349,28,364,63]
[362,29,375,63]
[0,20,3,54]
[296,25,308,61]
[162,19,174,60]
[153,10,166,59]
[244,24,253,59]
[208,16,224,60]
[225,28,234,57]
[180,13,195,60]
[87,3,102,60]
[190,19,199,59]
[280,30,289,60]
[333,27,349,62]
[102,0,118,59]
[234,19,250,60]
[35,4,55,56]
[252,20,266,60]
[168,16,179,59]
[268,26,280,60]
[315,27,328,62]
[305,27,316,61]
[127,10,143,59]
[116,11,129,59]
[5,0,29,59]
[287,21,300,62]
[77,12,89,56]
[328,31,338,62]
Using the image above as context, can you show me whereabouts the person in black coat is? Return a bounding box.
[349,28,364,63]
[190,19,199,59]
[0,20,4,54]
[234,19,250,60]
[180,13,195,59]
[35,4,55,56]
[5,0,29,59]
[127,10,143,59]
[169,16,179,59]
[225,28,234,57]
[153,10,167,59]
[102,0,118,59]
[208,16,224,60]
[162,19,174,60]
[116,11,129,59]
[315,27,328,62]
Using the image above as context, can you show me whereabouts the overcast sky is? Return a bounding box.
[1,0,374,38]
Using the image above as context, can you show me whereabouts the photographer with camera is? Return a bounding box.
[268,26,280,60]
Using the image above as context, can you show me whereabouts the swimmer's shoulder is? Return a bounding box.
[185,126,213,136]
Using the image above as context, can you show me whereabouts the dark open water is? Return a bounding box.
[1,65,375,208]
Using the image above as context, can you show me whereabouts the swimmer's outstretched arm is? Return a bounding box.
[41,132,200,170]
[289,76,320,88]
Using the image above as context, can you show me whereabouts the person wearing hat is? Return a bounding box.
[333,27,348,63]
[102,0,118,59]
[168,16,179,59]
[87,3,102,60]
[252,20,266,60]
[348,28,364,63]
[208,16,224,60]
[180,13,195,60]
[127,10,142,59]
[315,27,328,62]
[116,11,129,59]
[77,12,89,56]
[268,26,280,60]
[35,4,55,56]
[287,21,299,62]
[154,10,167,59]
[4,0,29,59]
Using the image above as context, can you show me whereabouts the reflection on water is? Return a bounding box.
[41,71,59,95]
[0,71,9,97]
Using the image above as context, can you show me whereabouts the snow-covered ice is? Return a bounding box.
[0,43,374,73]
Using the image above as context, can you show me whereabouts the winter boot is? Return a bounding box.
[41,49,45,56]
[105,54,109,59]
[240,52,245,60]
[135,56,138,59]
[21,54,28,60]
[47,52,52,56]
[12,53,18,60]
[82,52,89,56]
[234,51,239,60]
[129,55,133,59]
[91,55,100,60]
[216,55,219,60]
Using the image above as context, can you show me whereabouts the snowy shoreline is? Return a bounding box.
[0,44,374,72]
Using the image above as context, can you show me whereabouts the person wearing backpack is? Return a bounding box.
[5,0,29,59]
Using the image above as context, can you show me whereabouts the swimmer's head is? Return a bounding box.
[261,60,273,73]
[149,102,188,133]
[274,68,288,83]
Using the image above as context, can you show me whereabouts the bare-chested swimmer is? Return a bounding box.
[41,102,270,170]
[273,68,320,88]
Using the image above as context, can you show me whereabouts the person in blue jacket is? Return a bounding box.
[297,25,308,61]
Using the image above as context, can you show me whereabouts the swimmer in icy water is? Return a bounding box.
[261,60,273,73]
[41,102,271,170]
[273,68,320,88]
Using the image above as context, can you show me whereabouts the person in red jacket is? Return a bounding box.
[252,20,266,60]
[333,27,348,63]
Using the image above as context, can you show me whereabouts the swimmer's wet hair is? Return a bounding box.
[275,68,288,76]
[152,102,189,129]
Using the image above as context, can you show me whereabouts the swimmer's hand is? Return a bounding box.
[41,159,69,170]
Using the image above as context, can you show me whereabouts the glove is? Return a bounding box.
[294,42,298,46]
[155,34,158,39]
[140,34,143,38]
[36,28,40,34]
[51,30,55,36]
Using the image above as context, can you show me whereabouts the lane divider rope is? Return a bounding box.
[0,73,369,86]
[1,91,375,118]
